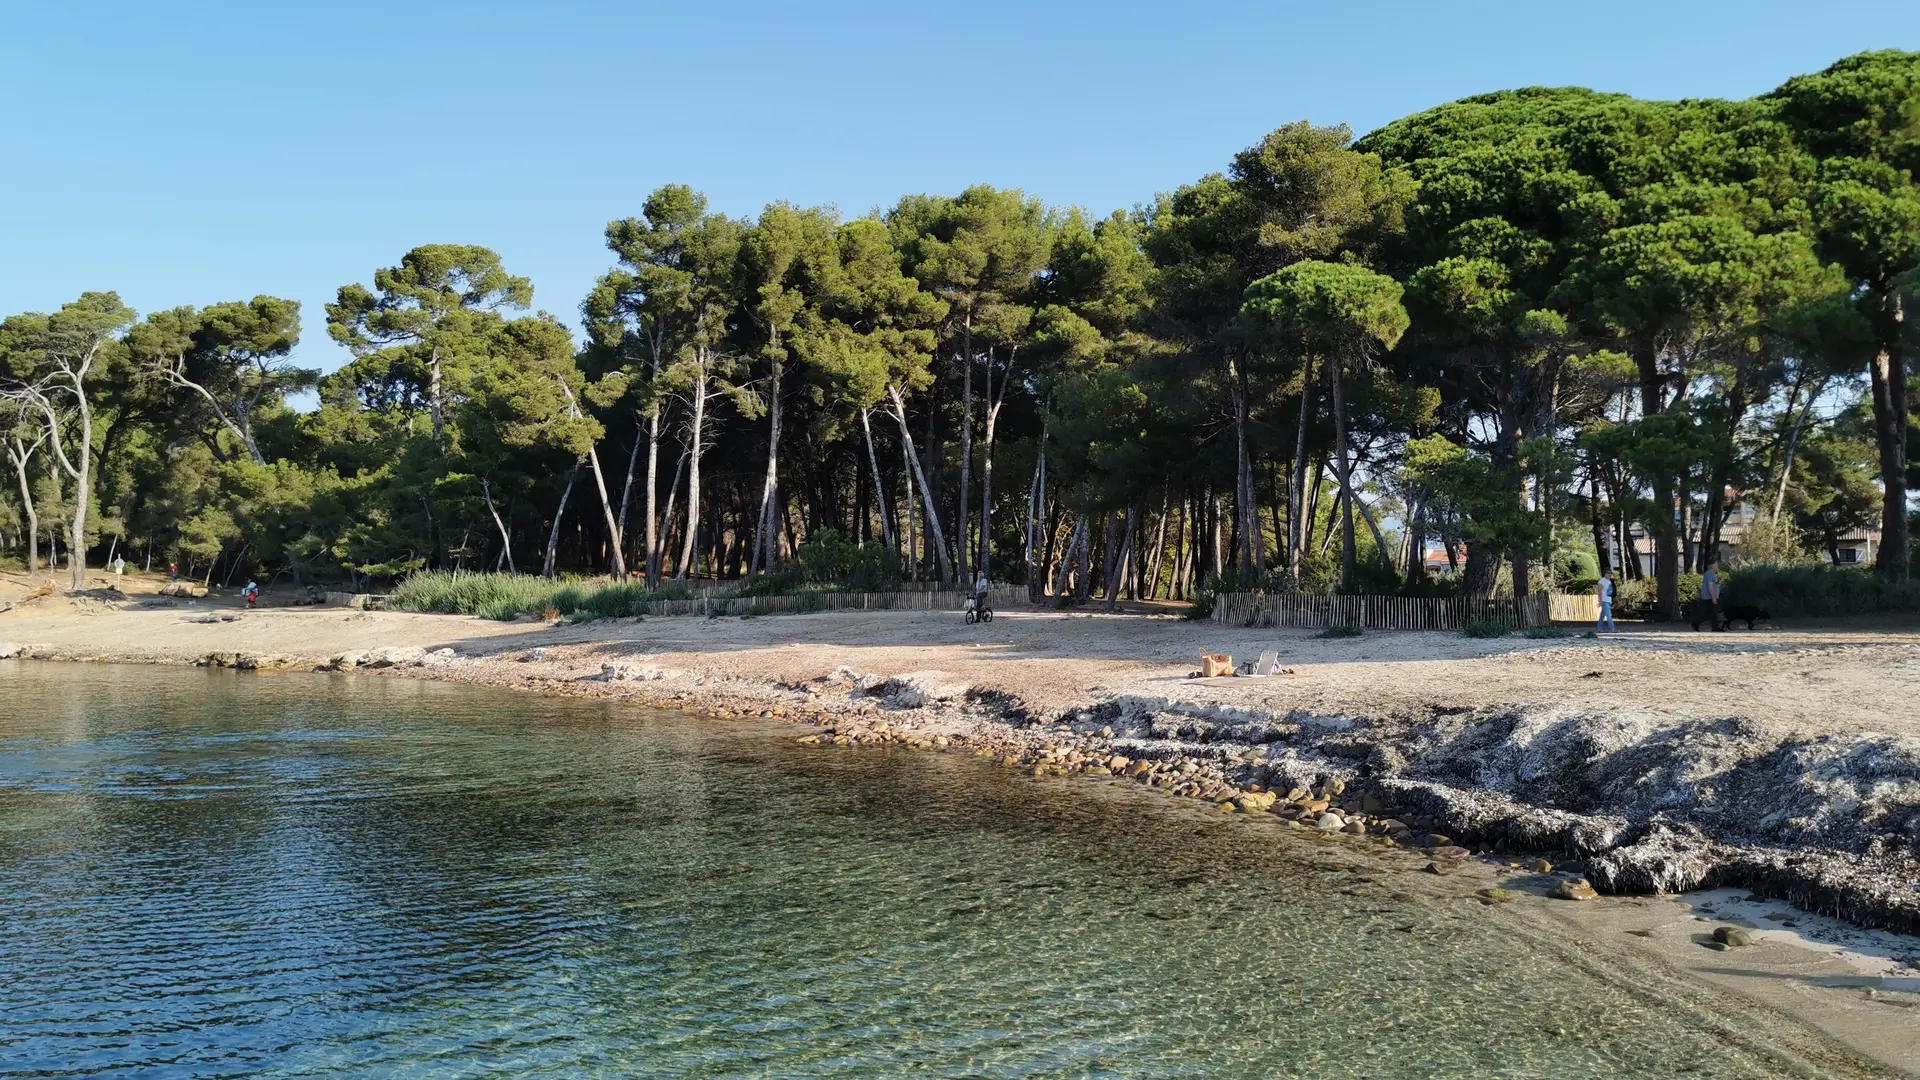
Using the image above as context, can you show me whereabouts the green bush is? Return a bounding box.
[388,571,690,621]
[1610,575,1702,620]
[1723,563,1920,618]
[1316,624,1363,639]
[1463,619,1509,639]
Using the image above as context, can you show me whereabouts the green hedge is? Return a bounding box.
[1722,564,1920,619]
[388,572,694,620]
[1609,564,1919,620]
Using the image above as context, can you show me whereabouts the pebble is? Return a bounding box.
[1551,879,1600,901]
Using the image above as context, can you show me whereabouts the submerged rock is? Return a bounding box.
[1551,879,1600,901]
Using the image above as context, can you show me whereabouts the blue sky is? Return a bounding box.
[4,1,1918,377]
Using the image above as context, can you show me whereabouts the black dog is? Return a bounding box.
[1688,600,1770,631]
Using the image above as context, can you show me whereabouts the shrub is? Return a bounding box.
[1723,563,1920,619]
[389,571,688,621]
[1463,619,1509,639]
[1316,624,1363,639]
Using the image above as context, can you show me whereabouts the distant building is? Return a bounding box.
[1621,489,1879,572]
[1422,542,1467,575]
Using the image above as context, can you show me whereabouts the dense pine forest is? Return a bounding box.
[4,51,1919,620]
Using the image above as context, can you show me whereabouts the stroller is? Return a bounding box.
[964,591,993,624]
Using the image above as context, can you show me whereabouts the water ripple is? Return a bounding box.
[0,663,1889,1078]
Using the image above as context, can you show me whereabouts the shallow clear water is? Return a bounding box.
[0,663,1879,1078]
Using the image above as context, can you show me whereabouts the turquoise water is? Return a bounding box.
[0,663,1883,1078]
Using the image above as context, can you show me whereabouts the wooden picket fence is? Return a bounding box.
[1550,592,1601,622]
[629,585,1027,619]
[1211,590,1553,631]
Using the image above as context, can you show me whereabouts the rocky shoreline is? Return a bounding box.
[5,631,1918,938]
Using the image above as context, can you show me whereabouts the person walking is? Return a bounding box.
[1698,559,1722,631]
[1595,571,1616,632]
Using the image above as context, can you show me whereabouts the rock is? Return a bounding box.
[1125,760,1153,778]
[1586,822,1719,895]
[1551,879,1600,901]
[853,673,888,691]
[875,671,969,708]
[1531,859,1554,874]
[1098,726,1114,738]
[1712,926,1755,947]
[1359,794,1385,815]
[1315,813,1345,831]
[1342,821,1367,835]
[1107,755,1131,772]
[0,642,21,659]
[1380,819,1411,833]
[524,647,548,662]
[419,648,458,668]
[1430,846,1471,862]
[359,646,423,668]
[1316,777,1347,798]
[1426,860,1458,875]
[1476,888,1520,903]
[1235,791,1278,813]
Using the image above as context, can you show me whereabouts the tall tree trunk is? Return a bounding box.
[1105,505,1135,612]
[957,319,974,583]
[543,466,578,579]
[887,384,953,582]
[482,478,515,574]
[677,374,710,580]
[1146,490,1170,600]
[1868,289,1909,580]
[1404,497,1426,585]
[859,407,895,551]
[1288,353,1317,582]
[1328,353,1357,593]
[427,345,446,446]
[1772,378,1824,520]
[1025,425,1048,601]
[1589,467,1610,578]
[1229,354,1261,578]
[978,351,1006,580]
[67,399,92,592]
[1354,495,1394,577]
[752,346,783,575]
[644,394,663,584]
[617,434,641,569]
[582,443,627,578]
[1634,337,1681,618]
[5,436,38,573]
[659,451,686,579]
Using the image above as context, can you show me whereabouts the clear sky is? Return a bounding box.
[5,1,1918,376]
